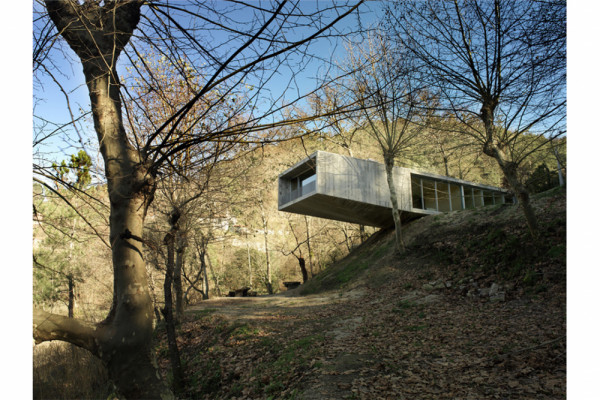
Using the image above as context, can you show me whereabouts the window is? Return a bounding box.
[483,190,494,206]
[289,170,316,201]
[411,178,423,209]
[422,179,437,210]
[464,187,475,209]
[449,183,463,210]
[301,173,316,194]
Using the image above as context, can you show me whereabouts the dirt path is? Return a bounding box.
[184,286,452,400]
[186,288,365,323]
[185,287,376,399]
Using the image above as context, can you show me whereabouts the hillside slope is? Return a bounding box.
[161,187,566,399]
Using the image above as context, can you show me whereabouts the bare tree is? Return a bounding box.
[344,33,429,253]
[385,0,566,238]
[32,1,365,397]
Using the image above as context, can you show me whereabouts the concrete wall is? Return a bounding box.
[316,151,411,210]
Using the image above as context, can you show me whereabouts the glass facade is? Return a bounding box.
[410,174,509,212]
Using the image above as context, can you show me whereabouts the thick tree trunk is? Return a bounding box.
[36,2,174,398]
[163,232,184,394]
[297,256,309,283]
[384,155,405,253]
[498,161,539,237]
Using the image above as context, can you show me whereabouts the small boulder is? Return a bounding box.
[434,281,446,290]
[490,292,506,302]
[489,283,500,296]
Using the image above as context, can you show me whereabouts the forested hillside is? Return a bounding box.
[33,131,564,320]
[34,186,565,399]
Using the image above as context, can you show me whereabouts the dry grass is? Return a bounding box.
[33,341,112,400]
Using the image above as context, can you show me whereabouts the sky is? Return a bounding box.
[31,1,382,164]
[3,1,599,397]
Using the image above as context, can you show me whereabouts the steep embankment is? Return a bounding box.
[161,187,566,399]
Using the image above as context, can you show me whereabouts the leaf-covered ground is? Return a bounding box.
[156,188,566,399]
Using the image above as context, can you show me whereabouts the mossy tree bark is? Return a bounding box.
[33,1,173,398]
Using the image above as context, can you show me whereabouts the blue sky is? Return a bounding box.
[32,1,382,164]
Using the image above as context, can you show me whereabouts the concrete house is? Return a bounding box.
[278,151,512,227]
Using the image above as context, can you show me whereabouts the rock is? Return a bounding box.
[490,292,506,302]
[466,288,476,298]
[422,283,434,291]
[434,281,446,290]
[489,283,500,296]
[445,281,452,288]
[478,288,490,297]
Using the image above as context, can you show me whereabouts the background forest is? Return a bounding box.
[33,128,565,324]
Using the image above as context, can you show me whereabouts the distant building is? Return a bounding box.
[278,151,512,227]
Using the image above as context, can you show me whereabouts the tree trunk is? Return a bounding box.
[35,2,173,398]
[205,253,222,297]
[554,148,565,187]
[174,241,185,322]
[304,216,314,277]
[443,155,450,176]
[163,232,184,394]
[247,240,253,288]
[498,160,539,238]
[384,155,405,253]
[67,275,74,318]
[202,254,210,300]
[297,256,309,283]
[481,106,539,238]
[148,267,162,323]
[199,245,209,300]
[260,204,273,294]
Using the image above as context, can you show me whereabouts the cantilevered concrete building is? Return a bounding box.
[278,151,512,227]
